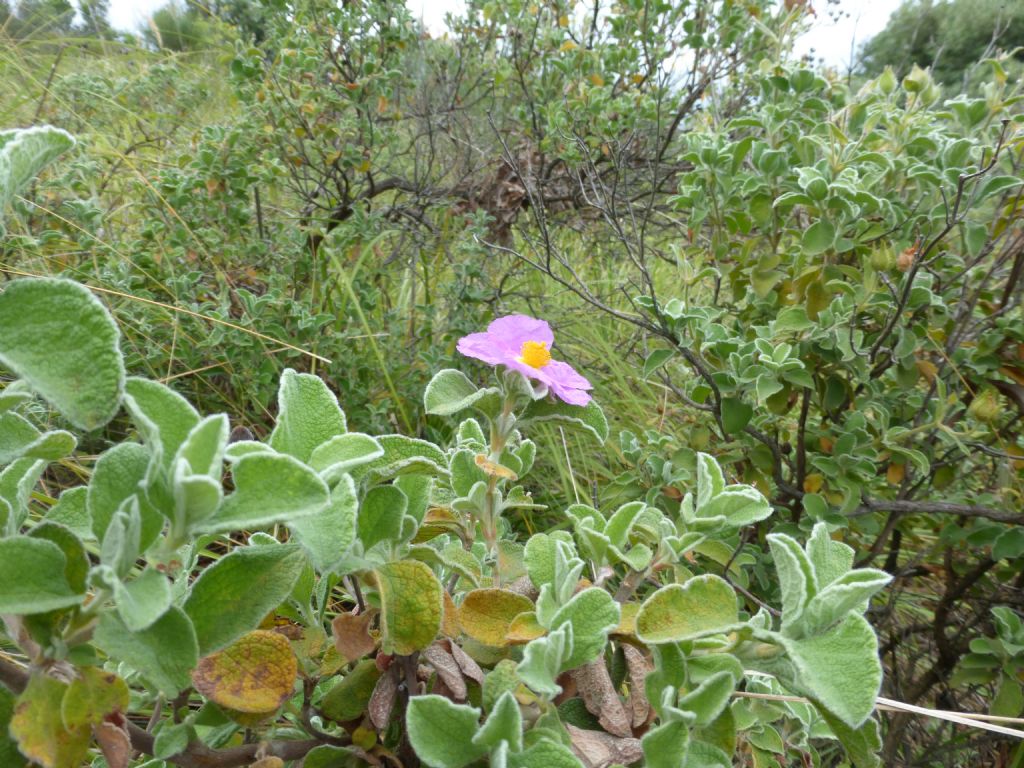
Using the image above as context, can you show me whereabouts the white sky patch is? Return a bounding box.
[793,0,900,71]
[108,0,899,70]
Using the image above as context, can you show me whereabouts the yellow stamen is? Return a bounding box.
[518,340,552,369]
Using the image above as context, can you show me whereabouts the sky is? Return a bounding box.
[107,0,902,70]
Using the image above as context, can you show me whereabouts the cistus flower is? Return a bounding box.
[457,314,593,406]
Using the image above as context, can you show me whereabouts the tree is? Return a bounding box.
[78,0,111,38]
[861,0,1024,83]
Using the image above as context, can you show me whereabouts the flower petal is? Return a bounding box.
[542,359,592,391]
[486,315,554,350]
[457,331,516,366]
[549,384,592,406]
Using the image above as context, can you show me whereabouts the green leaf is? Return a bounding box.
[802,569,891,636]
[643,349,675,378]
[27,521,89,594]
[802,220,836,255]
[88,442,149,541]
[269,369,347,462]
[406,695,486,768]
[123,376,199,483]
[720,398,752,435]
[473,691,523,751]
[350,435,450,484]
[45,487,92,541]
[0,685,28,768]
[9,674,90,768]
[517,625,571,697]
[176,414,228,477]
[0,456,44,530]
[766,531,817,633]
[449,449,487,496]
[320,659,381,722]
[699,487,772,528]
[524,531,576,588]
[183,543,307,654]
[0,278,124,430]
[60,667,130,728]
[508,739,584,768]
[309,432,384,483]
[93,606,198,697]
[303,745,354,768]
[805,523,854,587]
[396,474,432,525]
[551,587,620,669]
[778,613,882,727]
[978,175,1023,201]
[682,740,731,768]
[817,709,882,768]
[520,399,608,443]
[993,527,1024,561]
[288,474,358,572]
[0,536,83,614]
[636,575,739,644]
[375,559,443,655]
[0,126,75,231]
[695,453,725,508]
[641,718,689,768]
[358,484,408,550]
[114,567,172,632]
[424,369,500,416]
[0,412,75,466]
[199,452,329,533]
[678,671,736,726]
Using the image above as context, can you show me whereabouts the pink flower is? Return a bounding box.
[457,315,593,406]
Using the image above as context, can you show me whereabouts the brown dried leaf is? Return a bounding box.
[422,644,468,701]
[566,723,643,768]
[444,639,485,686]
[622,643,652,728]
[569,659,631,737]
[504,575,539,600]
[93,717,132,768]
[332,609,377,663]
[368,666,399,731]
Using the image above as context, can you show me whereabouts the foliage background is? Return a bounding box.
[1,0,1023,765]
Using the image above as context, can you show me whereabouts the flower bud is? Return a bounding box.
[877,66,898,95]
[968,387,1001,423]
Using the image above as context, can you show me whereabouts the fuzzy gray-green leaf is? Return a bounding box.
[0,278,123,430]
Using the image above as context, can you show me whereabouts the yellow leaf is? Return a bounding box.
[459,588,535,646]
[10,674,90,768]
[886,463,905,486]
[192,630,298,714]
[803,473,824,494]
[61,667,130,728]
[375,560,443,655]
[589,73,605,87]
[442,590,460,638]
[915,359,938,382]
[475,454,518,480]
[612,601,640,639]
[559,40,578,53]
[558,14,569,27]
[506,611,547,644]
